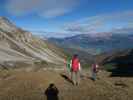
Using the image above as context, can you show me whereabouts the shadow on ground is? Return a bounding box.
[109,64,133,77]
[60,74,73,84]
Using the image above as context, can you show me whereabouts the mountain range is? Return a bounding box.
[0,17,65,69]
[48,32,133,55]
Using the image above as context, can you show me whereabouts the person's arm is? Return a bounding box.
[54,87,59,94]
[96,64,100,71]
[79,62,81,71]
[70,60,72,68]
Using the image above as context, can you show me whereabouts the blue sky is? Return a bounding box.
[0,0,133,38]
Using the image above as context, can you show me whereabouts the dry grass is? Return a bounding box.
[0,69,132,100]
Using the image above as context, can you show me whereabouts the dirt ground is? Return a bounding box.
[0,69,132,100]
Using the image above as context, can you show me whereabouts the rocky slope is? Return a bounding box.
[0,17,65,69]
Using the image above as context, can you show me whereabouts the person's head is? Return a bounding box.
[67,56,71,60]
[49,83,55,88]
[73,54,78,58]
[92,60,99,65]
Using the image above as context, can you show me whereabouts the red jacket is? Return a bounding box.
[71,57,80,72]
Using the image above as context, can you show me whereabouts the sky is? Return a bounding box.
[0,0,133,38]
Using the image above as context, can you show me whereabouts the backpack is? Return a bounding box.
[72,58,80,72]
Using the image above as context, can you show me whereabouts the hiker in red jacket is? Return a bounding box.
[71,54,81,85]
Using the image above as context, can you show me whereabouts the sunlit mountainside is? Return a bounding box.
[0,17,65,70]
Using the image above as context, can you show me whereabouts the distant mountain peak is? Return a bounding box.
[88,32,113,39]
[0,16,18,33]
[0,17,8,20]
[0,17,13,25]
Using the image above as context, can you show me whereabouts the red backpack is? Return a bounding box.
[72,58,80,72]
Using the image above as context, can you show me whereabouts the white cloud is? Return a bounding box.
[40,8,70,18]
[32,10,133,38]
[32,31,75,38]
[6,0,79,18]
[65,10,133,35]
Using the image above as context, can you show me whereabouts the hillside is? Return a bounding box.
[48,33,133,55]
[96,49,133,76]
[0,17,65,69]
